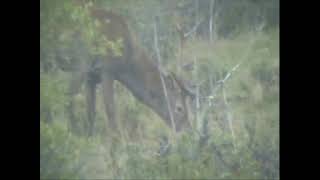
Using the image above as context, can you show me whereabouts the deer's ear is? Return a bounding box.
[165,73,176,90]
[170,72,196,99]
[169,72,184,89]
[164,72,178,90]
[168,72,181,91]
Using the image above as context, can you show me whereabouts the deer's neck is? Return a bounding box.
[115,45,168,121]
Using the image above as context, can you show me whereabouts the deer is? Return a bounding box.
[62,2,196,137]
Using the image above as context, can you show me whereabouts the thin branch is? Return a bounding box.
[194,57,200,111]
[209,73,214,107]
[153,20,176,136]
[206,61,243,101]
[194,0,199,37]
[209,0,215,42]
[219,62,242,84]
[184,19,204,38]
[203,35,257,102]
[193,56,201,131]
[194,61,242,145]
[222,85,235,149]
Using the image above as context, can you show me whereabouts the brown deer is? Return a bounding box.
[65,3,195,136]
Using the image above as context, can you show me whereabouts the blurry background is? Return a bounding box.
[40,0,279,179]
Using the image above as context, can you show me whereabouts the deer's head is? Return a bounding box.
[152,71,195,132]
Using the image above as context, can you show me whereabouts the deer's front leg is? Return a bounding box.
[86,78,97,137]
[102,74,118,135]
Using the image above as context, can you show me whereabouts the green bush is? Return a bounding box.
[40,121,112,179]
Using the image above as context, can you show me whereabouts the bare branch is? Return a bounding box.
[205,61,243,101]
[193,56,201,131]
[220,62,242,84]
[209,0,215,42]
[208,71,214,107]
[222,85,235,148]
[203,35,257,102]
[184,19,204,38]
[153,20,176,136]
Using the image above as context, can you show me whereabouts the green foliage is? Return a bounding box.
[40,121,111,179]
[40,73,69,121]
[40,0,124,73]
[40,121,80,179]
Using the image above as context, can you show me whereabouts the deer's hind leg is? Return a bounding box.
[86,78,97,137]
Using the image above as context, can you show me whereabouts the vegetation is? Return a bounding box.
[40,0,279,179]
